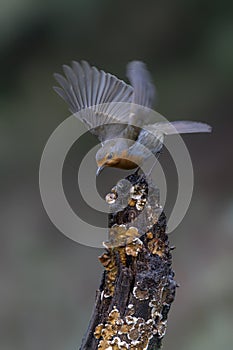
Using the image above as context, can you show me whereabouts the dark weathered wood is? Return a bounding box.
[80,173,177,350]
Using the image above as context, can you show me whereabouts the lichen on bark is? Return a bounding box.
[80,172,177,350]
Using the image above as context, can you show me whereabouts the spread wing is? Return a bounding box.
[53,61,134,141]
[126,61,156,108]
[125,61,158,129]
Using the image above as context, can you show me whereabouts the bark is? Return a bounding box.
[80,172,177,350]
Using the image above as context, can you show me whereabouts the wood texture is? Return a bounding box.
[80,172,177,350]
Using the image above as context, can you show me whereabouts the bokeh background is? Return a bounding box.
[1,0,233,349]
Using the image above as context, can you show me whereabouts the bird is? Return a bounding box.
[53,60,211,175]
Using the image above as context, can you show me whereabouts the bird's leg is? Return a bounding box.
[133,167,141,175]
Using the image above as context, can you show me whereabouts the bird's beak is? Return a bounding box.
[96,165,105,176]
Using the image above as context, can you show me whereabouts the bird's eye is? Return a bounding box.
[108,152,113,159]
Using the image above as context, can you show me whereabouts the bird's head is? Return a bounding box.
[96,140,121,175]
[95,139,140,175]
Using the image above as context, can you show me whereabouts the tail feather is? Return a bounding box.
[152,121,212,135]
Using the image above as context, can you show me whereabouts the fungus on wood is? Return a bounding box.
[80,172,177,350]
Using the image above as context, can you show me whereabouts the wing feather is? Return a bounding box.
[54,61,134,141]
[126,61,156,108]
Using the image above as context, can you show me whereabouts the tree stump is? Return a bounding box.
[80,172,177,350]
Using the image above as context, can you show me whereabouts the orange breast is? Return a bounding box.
[114,159,138,169]
[113,151,142,169]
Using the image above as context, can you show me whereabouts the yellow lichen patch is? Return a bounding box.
[125,315,136,325]
[156,319,167,338]
[105,225,140,249]
[148,238,165,257]
[99,251,118,297]
[128,198,136,207]
[125,227,140,238]
[110,337,129,350]
[116,246,127,266]
[99,253,112,268]
[94,306,157,350]
[94,323,104,339]
[105,225,128,248]
[119,323,129,334]
[133,286,149,300]
[108,225,128,247]
[100,225,142,297]
[108,308,120,324]
[98,338,111,349]
[146,231,153,240]
[101,323,117,339]
[125,238,143,257]
[95,307,122,348]
[106,191,118,204]
[108,270,117,281]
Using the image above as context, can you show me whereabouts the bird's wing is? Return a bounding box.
[126,61,156,108]
[129,126,164,159]
[54,61,134,141]
[125,61,158,131]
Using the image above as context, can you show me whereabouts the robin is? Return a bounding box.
[54,61,211,175]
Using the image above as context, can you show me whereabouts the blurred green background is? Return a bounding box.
[1,0,233,349]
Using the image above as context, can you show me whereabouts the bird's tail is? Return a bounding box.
[151,121,212,135]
